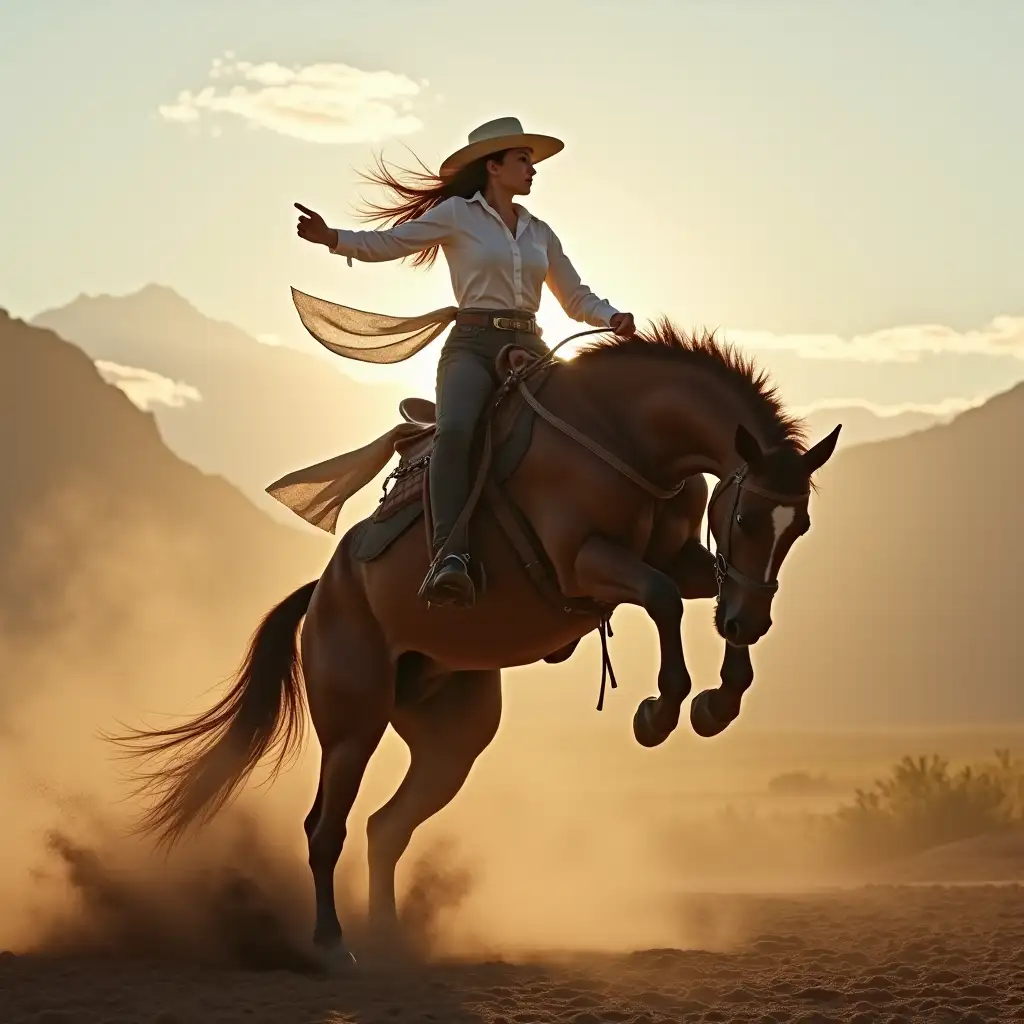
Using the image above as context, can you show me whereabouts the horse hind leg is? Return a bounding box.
[365,668,502,955]
[300,563,395,969]
[303,775,323,842]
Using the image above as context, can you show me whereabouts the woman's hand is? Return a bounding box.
[609,312,636,338]
[295,203,335,248]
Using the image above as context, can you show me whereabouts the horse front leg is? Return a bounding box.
[573,535,690,747]
[662,539,755,738]
[690,643,753,737]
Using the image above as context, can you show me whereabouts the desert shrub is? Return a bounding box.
[767,770,838,798]
[828,749,1024,863]
[654,751,1024,884]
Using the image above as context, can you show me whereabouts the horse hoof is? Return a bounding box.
[633,697,670,747]
[690,689,733,738]
[314,941,357,974]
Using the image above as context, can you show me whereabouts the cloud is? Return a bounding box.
[731,315,1024,364]
[95,361,202,411]
[158,54,428,144]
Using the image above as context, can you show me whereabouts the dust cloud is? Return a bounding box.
[2,502,1019,973]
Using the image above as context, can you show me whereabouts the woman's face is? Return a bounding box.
[488,148,535,195]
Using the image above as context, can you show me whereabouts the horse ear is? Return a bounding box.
[734,423,763,468]
[802,424,842,474]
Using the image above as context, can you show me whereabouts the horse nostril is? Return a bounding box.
[724,617,741,641]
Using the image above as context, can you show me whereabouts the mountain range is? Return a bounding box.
[8,286,1024,728]
[751,377,1024,726]
[0,307,332,728]
[32,285,409,529]
[32,286,954,527]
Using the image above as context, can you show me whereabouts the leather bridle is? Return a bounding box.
[492,324,811,600]
[706,464,809,597]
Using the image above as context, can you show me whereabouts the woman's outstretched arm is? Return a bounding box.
[295,199,455,264]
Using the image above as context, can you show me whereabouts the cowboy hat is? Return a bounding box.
[439,116,564,180]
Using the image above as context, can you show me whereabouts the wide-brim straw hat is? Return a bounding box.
[439,116,564,180]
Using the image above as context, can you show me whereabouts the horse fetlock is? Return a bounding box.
[633,696,678,747]
[659,665,692,705]
[690,688,739,738]
[720,661,754,693]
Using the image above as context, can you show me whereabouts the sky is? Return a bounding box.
[2,0,1023,411]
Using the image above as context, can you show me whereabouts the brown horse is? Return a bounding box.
[114,320,840,967]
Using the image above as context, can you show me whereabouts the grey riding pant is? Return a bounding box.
[429,312,547,554]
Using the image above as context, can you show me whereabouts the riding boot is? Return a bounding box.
[422,442,476,608]
[418,339,496,608]
[418,317,547,608]
[421,551,475,608]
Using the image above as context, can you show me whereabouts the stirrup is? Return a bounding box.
[419,552,476,608]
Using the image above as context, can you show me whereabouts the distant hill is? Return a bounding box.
[17,287,1024,730]
[743,379,1024,727]
[799,402,958,447]
[0,309,332,722]
[32,285,409,527]
[32,287,953,528]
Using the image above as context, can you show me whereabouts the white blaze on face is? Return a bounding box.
[765,505,797,583]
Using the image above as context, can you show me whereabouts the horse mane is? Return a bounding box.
[575,317,808,453]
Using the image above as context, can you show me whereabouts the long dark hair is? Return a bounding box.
[353,148,509,268]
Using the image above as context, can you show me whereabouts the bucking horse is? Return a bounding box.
[112,317,841,967]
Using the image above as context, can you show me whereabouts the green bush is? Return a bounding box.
[829,749,1024,863]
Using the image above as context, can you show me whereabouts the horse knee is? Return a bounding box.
[643,572,682,626]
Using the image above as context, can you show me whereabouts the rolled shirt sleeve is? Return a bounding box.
[330,198,455,266]
[544,227,620,327]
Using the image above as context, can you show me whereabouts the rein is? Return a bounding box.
[489,324,681,711]
[499,327,688,501]
[432,323,805,709]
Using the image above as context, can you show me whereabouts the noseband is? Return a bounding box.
[706,465,809,597]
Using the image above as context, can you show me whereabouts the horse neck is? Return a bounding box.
[569,355,774,481]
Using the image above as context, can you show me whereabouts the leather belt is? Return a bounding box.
[456,310,538,334]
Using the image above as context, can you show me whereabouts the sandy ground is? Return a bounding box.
[3,883,1023,1024]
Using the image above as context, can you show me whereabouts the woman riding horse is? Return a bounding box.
[294,116,635,609]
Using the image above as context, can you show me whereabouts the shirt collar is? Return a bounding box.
[469,191,532,236]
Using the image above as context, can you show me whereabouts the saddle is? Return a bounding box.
[361,342,619,689]
[371,345,540,529]
[368,345,599,615]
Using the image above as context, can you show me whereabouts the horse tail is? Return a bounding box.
[112,579,319,847]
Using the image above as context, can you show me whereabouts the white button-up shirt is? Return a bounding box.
[330,192,619,328]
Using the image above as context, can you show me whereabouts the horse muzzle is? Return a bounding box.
[716,599,772,647]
